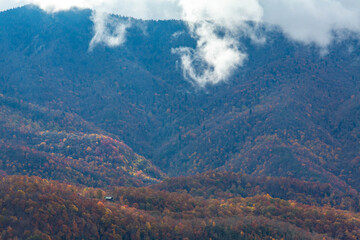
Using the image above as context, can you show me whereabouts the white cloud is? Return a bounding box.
[9,0,180,19]
[178,0,262,27]
[10,0,181,49]
[89,10,130,50]
[174,0,263,86]
[0,2,19,11]
[173,22,247,86]
[1,0,360,85]
[259,0,360,47]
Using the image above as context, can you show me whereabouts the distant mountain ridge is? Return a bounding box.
[0,6,359,192]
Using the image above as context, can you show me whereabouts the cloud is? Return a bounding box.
[11,0,180,19]
[0,2,20,11]
[259,0,360,47]
[174,0,263,86]
[173,22,247,86]
[3,0,360,85]
[13,0,181,50]
[89,10,130,50]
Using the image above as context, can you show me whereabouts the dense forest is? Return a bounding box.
[0,5,359,239]
[1,175,360,239]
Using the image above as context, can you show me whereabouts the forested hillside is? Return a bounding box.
[0,6,359,239]
[0,93,164,187]
[1,175,360,239]
[0,6,358,191]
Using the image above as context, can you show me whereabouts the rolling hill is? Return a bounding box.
[0,93,164,187]
[1,174,360,239]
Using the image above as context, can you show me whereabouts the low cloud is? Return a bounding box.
[173,23,246,86]
[259,0,360,47]
[89,11,130,50]
[173,0,263,86]
[5,0,360,85]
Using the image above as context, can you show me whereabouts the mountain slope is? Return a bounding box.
[2,175,360,239]
[0,6,359,191]
[0,94,164,187]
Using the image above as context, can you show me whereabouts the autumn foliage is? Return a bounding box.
[0,174,359,239]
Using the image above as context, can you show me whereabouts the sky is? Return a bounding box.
[1,0,360,86]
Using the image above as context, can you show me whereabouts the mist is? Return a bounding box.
[4,0,360,86]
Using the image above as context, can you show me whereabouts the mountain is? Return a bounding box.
[0,5,360,239]
[1,6,359,191]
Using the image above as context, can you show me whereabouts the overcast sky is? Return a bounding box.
[1,0,360,85]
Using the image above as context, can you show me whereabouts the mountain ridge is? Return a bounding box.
[0,5,359,190]
[0,6,360,239]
